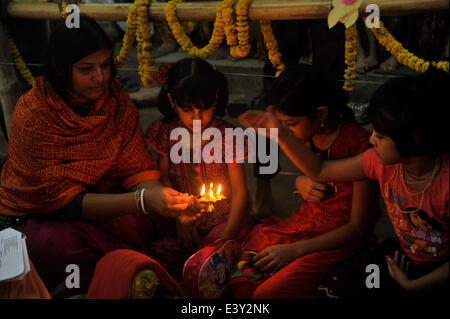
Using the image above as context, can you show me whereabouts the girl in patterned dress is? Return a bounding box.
[144,58,253,281]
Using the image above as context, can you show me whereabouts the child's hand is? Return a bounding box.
[238,107,282,139]
[176,219,199,248]
[386,250,412,290]
[251,244,299,273]
[295,175,328,203]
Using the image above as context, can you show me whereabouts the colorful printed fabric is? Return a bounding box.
[87,249,184,299]
[364,149,449,266]
[0,76,159,216]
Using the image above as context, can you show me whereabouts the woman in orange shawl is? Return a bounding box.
[0,15,194,294]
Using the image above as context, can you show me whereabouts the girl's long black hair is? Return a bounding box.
[368,68,449,158]
[158,58,228,121]
[266,63,355,123]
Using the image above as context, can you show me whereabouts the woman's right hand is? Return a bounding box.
[295,175,327,203]
[144,184,192,218]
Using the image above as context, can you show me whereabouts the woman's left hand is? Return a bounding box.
[251,244,299,273]
[386,250,412,290]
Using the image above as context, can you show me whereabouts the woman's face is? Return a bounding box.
[369,129,401,165]
[68,48,112,105]
[274,110,319,142]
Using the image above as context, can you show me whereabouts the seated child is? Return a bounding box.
[228,64,379,299]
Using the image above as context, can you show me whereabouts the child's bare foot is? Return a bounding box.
[155,40,179,56]
[365,54,378,70]
[380,55,399,71]
[208,46,231,60]
[356,53,369,73]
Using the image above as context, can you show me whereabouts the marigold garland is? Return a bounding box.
[61,0,68,19]
[164,0,226,59]
[136,0,157,87]
[221,0,237,47]
[115,2,138,68]
[259,20,286,77]
[371,21,449,73]
[115,0,157,87]
[343,24,357,92]
[229,0,253,58]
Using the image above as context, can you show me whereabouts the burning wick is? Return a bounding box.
[197,183,226,212]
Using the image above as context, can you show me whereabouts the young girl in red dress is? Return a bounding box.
[229,64,380,299]
[145,58,253,283]
[239,68,449,298]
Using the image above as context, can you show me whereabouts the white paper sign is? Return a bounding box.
[0,228,30,282]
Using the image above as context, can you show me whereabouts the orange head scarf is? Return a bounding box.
[0,76,159,216]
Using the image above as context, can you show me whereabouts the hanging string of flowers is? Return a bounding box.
[61,0,69,19]
[371,20,449,73]
[229,0,253,58]
[164,0,228,59]
[7,0,288,90]
[115,2,138,68]
[136,0,157,87]
[343,24,357,92]
[259,20,286,77]
[115,0,157,87]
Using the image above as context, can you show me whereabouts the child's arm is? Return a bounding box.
[221,163,250,240]
[252,178,378,272]
[239,110,368,182]
[387,251,449,292]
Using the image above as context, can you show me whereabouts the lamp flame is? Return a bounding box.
[201,184,205,196]
[217,184,221,195]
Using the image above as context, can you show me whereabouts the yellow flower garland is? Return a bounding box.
[229,0,253,58]
[343,24,357,92]
[164,0,226,59]
[136,0,156,87]
[5,28,35,87]
[115,2,138,68]
[259,20,285,77]
[115,0,157,87]
[61,0,68,19]
[221,0,237,47]
[371,21,449,73]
